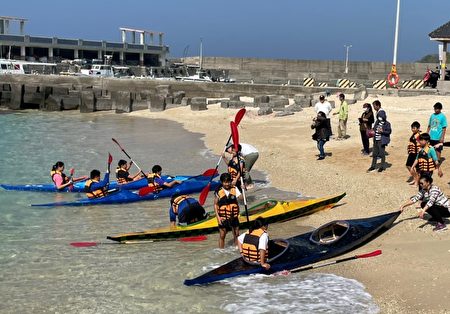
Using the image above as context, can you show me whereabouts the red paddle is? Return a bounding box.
[230,121,250,223]
[70,235,208,247]
[68,168,75,191]
[199,108,246,205]
[138,168,218,197]
[288,250,382,274]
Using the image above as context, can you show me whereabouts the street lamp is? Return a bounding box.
[388,0,401,87]
[344,44,352,74]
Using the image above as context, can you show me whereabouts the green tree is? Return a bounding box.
[417,53,450,63]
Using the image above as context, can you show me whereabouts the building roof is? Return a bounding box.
[429,21,450,40]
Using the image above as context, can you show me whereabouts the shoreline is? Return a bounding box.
[130,94,450,313]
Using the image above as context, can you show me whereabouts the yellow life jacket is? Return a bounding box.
[84,179,107,199]
[147,173,163,192]
[171,195,190,214]
[216,187,239,219]
[407,132,421,154]
[241,228,268,262]
[50,170,68,185]
[417,146,436,172]
[115,167,130,184]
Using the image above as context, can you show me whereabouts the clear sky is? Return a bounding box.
[2,0,450,62]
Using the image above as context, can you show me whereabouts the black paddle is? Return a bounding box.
[112,138,147,177]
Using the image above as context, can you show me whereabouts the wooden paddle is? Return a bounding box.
[230,121,250,223]
[287,250,382,274]
[138,168,218,197]
[112,138,147,177]
[199,108,246,205]
[70,235,208,247]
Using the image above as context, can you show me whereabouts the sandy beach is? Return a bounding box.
[131,94,450,313]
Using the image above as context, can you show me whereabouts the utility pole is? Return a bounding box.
[388,0,401,87]
[344,44,352,74]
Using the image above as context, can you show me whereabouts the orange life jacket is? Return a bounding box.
[407,132,421,154]
[417,146,436,172]
[241,228,268,262]
[147,173,163,192]
[116,167,131,184]
[84,179,107,199]
[216,187,239,219]
[171,195,190,214]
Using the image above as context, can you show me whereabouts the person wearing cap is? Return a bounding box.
[367,100,391,173]
[237,143,259,187]
[334,93,349,140]
[427,102,447,161]
[314,95,332,118]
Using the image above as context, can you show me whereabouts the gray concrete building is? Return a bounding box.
[0,16,169,66]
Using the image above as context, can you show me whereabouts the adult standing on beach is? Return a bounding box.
[314,95,333,137]
[311,111,331,160]
[399,174,449,232]
[239,143,259,187]
[367,100,391,173]
[427,102,447,161]
[334,93,349,140]
[358,103,374,155]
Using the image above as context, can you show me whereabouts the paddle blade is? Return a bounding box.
[202,168,218,177]
[108,153,113,164]
[198,183,211,205]
[138,186,156,197]
[70,242,98,247]
[234,108,246,126]
[112,138,124,150]
[230,121,239,152]
[178,235,207,242]
[69,168,75,176]
[356,250,382,259]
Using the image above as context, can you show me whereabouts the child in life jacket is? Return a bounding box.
[238,217,270,270]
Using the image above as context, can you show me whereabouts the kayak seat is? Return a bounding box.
[244,200,278,216]
[309,220,350,245]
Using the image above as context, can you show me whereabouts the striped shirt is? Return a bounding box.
[375,120,384,141]
[410,185,450,210]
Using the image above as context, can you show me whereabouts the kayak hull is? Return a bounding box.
[31,180,220,207]
[184,211,400,286]
[106,193,346,243]
[1,175,212,193]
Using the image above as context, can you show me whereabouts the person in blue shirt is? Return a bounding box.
[169,194,207,227]
[427,102,447,161]
[146,165,181,192]
[84,169,110,199]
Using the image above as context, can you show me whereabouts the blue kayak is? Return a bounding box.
[31,179,220,207]
[1,175,211,193]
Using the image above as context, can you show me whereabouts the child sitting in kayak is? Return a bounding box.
[116,159,141,184]
[169,194,207,227]
[238,217,270,270]
[51,161,87,190]
[214,173,242,248]
[84,169,110,199]
[146,165,182,192]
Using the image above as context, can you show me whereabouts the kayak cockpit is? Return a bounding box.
[244,200,278,216]
[242,238,289,265]
[309,220,350,245]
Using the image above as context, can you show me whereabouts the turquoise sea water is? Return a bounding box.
[0,111,379,313]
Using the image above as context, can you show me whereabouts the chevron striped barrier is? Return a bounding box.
[303,77,315,87]
[401,80,424,89]
[337,79,357,88]
[317,82,328,87]
[373,80,387,90]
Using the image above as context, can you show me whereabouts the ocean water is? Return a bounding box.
[0,111,379,313]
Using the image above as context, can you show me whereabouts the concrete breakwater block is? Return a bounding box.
[191,97,207,105]
[229,94,240,101]
[293,94,307,103]
[268,95,288,102]
[9,84,24,110]
[258,106,273,116]
[52,87,69,96]
[95,98,113,111]
[42,95,62,111]
[80,91,95,113]
[181,97,191,106]
[112,91,132,113]
[220,100,230,108]
[191,103,207,111]
[269,98,289,108]
[156,85,171,97]
[294,97,311,108]
[173,91,185,104]
[285,104,303,112]
[254,95,269,105]
[61,96,80,110]
[346,99,357,105]
[275,111,295,117]
[149,95,166,112]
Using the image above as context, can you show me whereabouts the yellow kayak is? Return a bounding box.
[106,192,346,243]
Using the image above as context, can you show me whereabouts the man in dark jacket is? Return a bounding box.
[368,100,391,172]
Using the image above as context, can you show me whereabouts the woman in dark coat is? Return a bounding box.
[311,111,331,160]
[359,103,375,155]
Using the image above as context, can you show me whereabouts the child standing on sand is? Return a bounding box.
[406,121,421,184]
[410,133,443,186]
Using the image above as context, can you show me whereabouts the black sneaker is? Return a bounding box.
[378,167,386,173]
[317,156,325,160]
[367,167,376,172]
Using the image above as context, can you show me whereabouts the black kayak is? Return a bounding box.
[184,211,400,286]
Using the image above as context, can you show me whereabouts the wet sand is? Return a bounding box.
[131,94,450,313]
